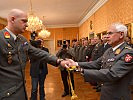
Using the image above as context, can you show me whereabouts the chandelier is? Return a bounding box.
[26,13,43,32]
[38,25,51,38]
[26,0,51,38]
[26,0,43,32]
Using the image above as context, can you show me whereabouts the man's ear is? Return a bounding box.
[11,16,15,23]
[120,32,124,39]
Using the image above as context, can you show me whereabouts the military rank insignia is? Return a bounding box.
[125,54,133,62]
[4,31,10,39]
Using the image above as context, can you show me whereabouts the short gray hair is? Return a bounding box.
[111,23,127,37]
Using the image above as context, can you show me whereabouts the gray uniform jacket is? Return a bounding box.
[56,47,75,71]
[0,29,58,100]
[78,43,133,100]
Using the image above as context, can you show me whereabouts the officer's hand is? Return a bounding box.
[60,60,69,68]
[66,59,78,67]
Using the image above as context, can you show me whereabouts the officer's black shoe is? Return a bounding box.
[96,87,101,92]
[70,92,72,96]
[93,85,101,89]
[61,92,69,97]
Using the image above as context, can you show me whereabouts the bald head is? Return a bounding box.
[7,9,28,34]
[7,9,27,21]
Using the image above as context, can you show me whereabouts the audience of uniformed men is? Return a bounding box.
[2,9,133,100]
[29,23,133,99]
[59,34,133,93]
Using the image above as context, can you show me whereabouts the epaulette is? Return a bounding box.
[125,46,132,50]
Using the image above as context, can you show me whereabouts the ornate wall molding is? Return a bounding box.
[78,0,108,26]
[46,24,78,28]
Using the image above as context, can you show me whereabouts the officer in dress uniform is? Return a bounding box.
[125,36,133,48]
[65,23,133,100]
[78,38,86,62]
[82,39,89,62]
[86,38,98,62]
[56,40,75,97]
[0,9,66,100]
[73,41,80,61]
[92,35,111,92]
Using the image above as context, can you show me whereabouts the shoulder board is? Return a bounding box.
[125,46,132,50]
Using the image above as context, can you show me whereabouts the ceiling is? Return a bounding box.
[0,0,102,27]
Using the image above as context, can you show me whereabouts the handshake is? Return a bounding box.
[58,59,79,70]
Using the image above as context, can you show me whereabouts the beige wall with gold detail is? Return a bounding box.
[0,19,78,53]
[131,23,133,43]
[22,31,31,40]
[47,27,78,52]
[0,24,5,30]
[24,27,78,54]
[0,17,6,30]
[79,0,133,39]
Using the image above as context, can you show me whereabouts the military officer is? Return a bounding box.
[65,23,133,100]
[56,40,75,97]
[0,9,66,100]
[73,41,80,61]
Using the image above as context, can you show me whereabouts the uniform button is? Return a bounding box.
[7,92,10,96]
[9,52,12,54]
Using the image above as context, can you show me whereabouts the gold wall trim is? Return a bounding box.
[78,0,108,26]
[46,24,78,28]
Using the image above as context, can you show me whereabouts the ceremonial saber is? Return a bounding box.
[67,66,79,100]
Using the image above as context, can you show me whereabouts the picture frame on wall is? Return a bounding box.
[89,32,94,39]
[57,40,62,47]
[125,23,131,37]
[66,40,70,45]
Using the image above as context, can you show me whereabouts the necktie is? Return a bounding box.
[15,36,19,42]
[108,48,113,55]
[104,44,106,48]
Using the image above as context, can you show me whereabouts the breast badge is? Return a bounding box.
[4,31,10,39]
[125,54,133,62]
[115,48,121,55]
